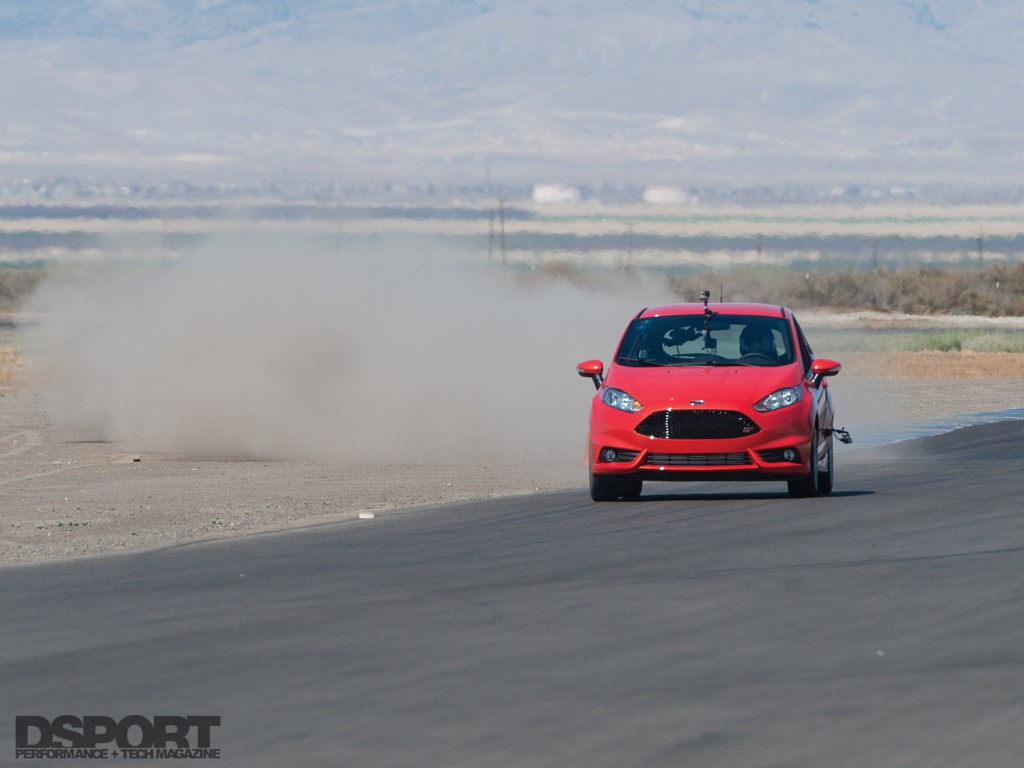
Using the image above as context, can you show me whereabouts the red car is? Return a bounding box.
[577,297,848,501]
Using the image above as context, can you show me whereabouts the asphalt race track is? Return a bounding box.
[3,422,1024,767]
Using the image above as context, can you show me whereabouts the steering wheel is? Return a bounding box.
[740,352,776,364]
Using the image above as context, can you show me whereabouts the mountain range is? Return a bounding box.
[1,0,1023,197]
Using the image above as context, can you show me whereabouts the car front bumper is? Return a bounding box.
[588,401,815,482]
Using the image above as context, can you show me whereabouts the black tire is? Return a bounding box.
[818,432,834,495]
[590,472,620,502]
[619,478,643,498]
[788,428,820,498]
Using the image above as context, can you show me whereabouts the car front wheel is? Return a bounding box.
[787,428,820,498]
[620,478,643,498]
[590,472,620,502]
[818,432,834,495]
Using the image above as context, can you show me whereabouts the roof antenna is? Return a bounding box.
[720,283,724,302]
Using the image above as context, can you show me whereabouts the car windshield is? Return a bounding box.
[615,313,796,367]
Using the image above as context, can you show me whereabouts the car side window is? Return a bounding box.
[791,315,814,374]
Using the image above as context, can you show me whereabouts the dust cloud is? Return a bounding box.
[25,237,672,462]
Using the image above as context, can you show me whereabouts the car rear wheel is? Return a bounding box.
[787,429,820,498]
[590,472,620,502]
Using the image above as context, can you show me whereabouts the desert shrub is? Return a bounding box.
[667,262,1024,316]
[0,268,46,311]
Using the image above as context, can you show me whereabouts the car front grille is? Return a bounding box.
[635,410,760,440]
[645,452,752,467]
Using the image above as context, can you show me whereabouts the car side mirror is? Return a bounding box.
[577,359,604,390]
[810,358,842,387]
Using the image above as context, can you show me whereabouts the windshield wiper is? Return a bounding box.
[616,357,664,367]
[672,354,724,365]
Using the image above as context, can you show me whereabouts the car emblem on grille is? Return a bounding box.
[690,400,704,406]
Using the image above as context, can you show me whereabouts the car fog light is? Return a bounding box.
[600,448,618,462]
[782,448,797,462]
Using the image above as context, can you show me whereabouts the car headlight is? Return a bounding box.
[753,387,800,412]
[602,387,643,413]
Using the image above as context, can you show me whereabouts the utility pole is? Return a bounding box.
[498,199,506,264]
[488,209,495,263]
[625,221,634,271]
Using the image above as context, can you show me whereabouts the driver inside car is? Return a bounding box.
[739,322,778,358]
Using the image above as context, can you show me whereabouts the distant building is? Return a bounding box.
[642,186,694,205]
[532,184,581,204]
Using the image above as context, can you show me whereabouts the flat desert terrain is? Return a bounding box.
[4,310,1024,565]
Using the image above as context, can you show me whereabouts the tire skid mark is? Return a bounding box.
[0,460,105,488]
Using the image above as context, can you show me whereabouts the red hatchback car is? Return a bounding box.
[577,298,847,501]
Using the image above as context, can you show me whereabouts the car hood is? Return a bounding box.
[604,362,801,409]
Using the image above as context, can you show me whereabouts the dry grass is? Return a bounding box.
[841,351,1024,380]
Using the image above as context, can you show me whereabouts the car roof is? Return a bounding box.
[637,302,790,319]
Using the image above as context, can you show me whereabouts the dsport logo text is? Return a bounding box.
[15,715,221,760]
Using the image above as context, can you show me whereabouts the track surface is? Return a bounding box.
[3,422,1024,767]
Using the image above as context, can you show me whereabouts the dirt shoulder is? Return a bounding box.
[0,386,584,565]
